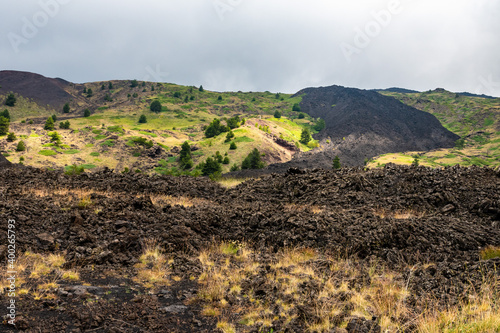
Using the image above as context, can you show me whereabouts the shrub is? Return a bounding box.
[241,148,265,169]
[179,141,193,169]
[298,112,305,119]
[225,131,235,142]
[173,91,181,98]
[44,116,55,130]
[199,85,204,92]
[229,142,237,150]
[60,120,70,129]
[86,88,93,98]
[1,109,10,120]
[108,82,113,89]
[49,131,62,146]
[222,156,230,164]
[130,79,139,88]
[200,157,221,176]
[150,100,162,113]
[205,118,229,138]
[300,128,311,144]
[38,150,57,156]
[0,116,9,135]
[5,93,16,107]
[230,164,239,172]
[332,155,341,169]
[132,137,154,148]
[292,103,301,112]
[217,95,222,101]
[313,118,325,131]
[6,132,16,142]
[63,103,70,113]
[84,109,91,117]
[104,94,112,102]
[65,164,84,176]
[16,140,26,151]
[412,155,420,167]
[139,115,147,123]
[274,110,282,119]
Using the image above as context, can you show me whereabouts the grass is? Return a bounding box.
[133,239,171,289]
[217,178,251,188]
[480,246,500,260]
[38,149,57,156]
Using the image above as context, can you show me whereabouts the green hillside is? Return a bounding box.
[370,89,500,168]
[1,81,320,175]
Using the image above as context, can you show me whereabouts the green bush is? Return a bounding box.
[44,116,55,130]
[0,116,9,135]
[139,115,147,123]
[90,152,100,157]
[5,93,16,107]
[241,148,265,169]
[84,109,91,117]
[292,103,301,112]
[229,142,237,150]
[63,103,70,113]
[16,141,26,152]
[300,128,311,144]
[179,141,193,169]
[6,132,16,142]
[65,164,85,176]
[131,137,153,148]
[298,113,305,119]
[150,100,162,113]
[274,110,282,119]
[332,155,341,169]
[1,110,10,120]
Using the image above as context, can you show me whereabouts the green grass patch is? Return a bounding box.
[63,149,80,154]
[139,131,157,137]
[38,150,57,156]
[94,135,107,140]
[101,140,115,147]
[81,164,97,169]
[85,143,94,148]
[92,129,102,134]
[90,152,100,157]
[42,143,55,147]
[107,125,124,134]
[233,136,254,143]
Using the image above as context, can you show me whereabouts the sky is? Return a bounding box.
[1,0,499,96]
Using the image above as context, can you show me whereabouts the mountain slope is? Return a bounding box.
[291,85,459,166]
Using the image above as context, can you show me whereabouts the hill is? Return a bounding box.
[1,71,322,174]
[373,88,500,168]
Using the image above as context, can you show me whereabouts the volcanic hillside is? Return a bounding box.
[292,85,459,166]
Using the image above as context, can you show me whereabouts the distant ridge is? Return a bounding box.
[375,87,420,94]
[455,92,497,99]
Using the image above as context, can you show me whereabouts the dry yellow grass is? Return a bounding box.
[133,239,171,289]
[284,203,324,214]
[217,177,252,188]
[373,208,426,219]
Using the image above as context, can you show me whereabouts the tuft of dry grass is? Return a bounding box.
[373,207,426,219]
[133,239,171,289]
[217,177,252,188]
[284,203,324,215]
[0,251,79,300]
[480,246,500,260]
[148,194,211,208]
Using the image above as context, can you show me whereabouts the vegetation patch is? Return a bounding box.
[38,150,57,156]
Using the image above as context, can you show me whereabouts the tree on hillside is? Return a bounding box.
[241,148,265,169]
[130,79,139,88]
[179,141,193,169]
[217,95,223,101]
[225,130,235,143]
[150,100,162,113]
[199,85,204,92]
[108,82,114,90]
[51,114,57,122]
[86,88,93,98]
[1,110,10,120]
[0,117,9,135]
[138,115,147,123]
[205,118,229,138]
[300,128,311,145]
[5,93,16,107]
[226,116,240,129]
[16,140,26,152]
[7,132,16,142]
[292,103,301,112]
[49,131,62,146]
[63,103,70,113]
[44,116,55,130]
[101,84,106,90]
[59,120,70,129]
[201,157,221,176]
[275,93,280,99]
[84,109,91,117]
[229,142,237,150]
[314,118,326,131]
[274,110,282,119]
[298,112,305,119]
[332,155,341,169]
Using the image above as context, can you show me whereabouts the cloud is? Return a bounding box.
[0,0,499,96]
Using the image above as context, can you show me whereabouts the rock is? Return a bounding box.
[441,204,456,214]
[36,233,55,248]
[160,305,188,314]
[346,316,381,333]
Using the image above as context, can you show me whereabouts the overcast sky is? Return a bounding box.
[1,0,499,96]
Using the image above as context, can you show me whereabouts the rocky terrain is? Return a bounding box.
[1,163,499,332]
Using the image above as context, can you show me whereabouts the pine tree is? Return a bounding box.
[5,93,16,107]
[229,142,237,150]
[108,82,113,89]
[0,116,9,135]
[225,130,235,142]
[49,131,62,146]
[150,100,162,113]
[63,103,70,113]
[179,141,193,169]
[16,140,26,152]
[84,109,91,117]
[332,155,341,169]
[7,132,16,142]
[300,128,311,144]
[222,156,230,164]
[138,115,147,123]
[274,110,282,119]
[201,157,221,176]
[241,148,265,169]
[44,116,55,130]
[1,109,10,120]
[199,85,204,92]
